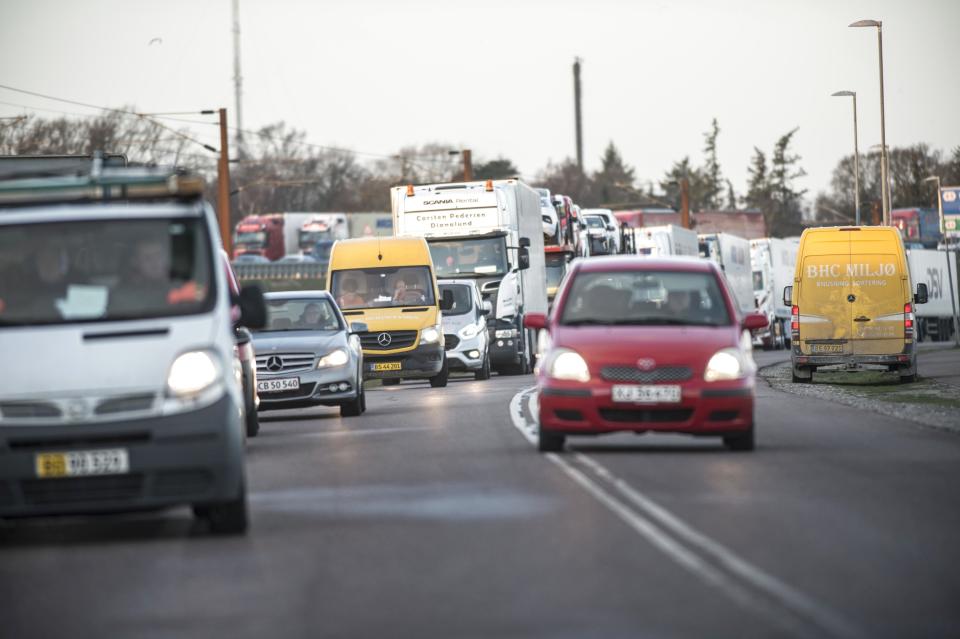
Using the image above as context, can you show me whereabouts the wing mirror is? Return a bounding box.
[914,283,928,305]
[782,285,793,306]
[440,289,455,311]
[238,285,267,330]
[481,300,493,316]
[742,312,769,331]
[524,312,547,330]
[519,237,531,248]
[350,322,368,334]
[517,246,531,270]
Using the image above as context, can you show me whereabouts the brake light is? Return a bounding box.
[904,302,915,338]
[791,305,799,333]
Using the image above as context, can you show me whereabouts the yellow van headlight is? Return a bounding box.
[421,325,442,344]
[704,348,745,382]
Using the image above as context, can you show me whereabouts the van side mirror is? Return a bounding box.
[440,289,454,311]
[524,313,547,330]
[519,237,531,248]
[914,282,928,305]
[783,286,792,306]
[517,246,530,270]
[238,285,267,329]
[350,322,368,334]
[481,300,493,316]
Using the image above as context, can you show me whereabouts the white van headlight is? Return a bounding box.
[548,348,590,382]
[317,348,349,369]
[459,323,481,339]
[421,325,441,344]
[167,350,221,396]
[704,348,745,382]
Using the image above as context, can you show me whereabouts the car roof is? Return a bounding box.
[264,290,334,301]
[574,255,717,274]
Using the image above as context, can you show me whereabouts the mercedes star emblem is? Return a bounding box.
[377,332,392,347]
[266,355,284,372]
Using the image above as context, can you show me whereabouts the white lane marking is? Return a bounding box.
[507,388,862,639]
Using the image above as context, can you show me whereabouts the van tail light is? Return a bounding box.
[904,303,915,339]
[791,305,799,339]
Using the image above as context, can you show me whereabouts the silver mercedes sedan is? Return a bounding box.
[252,291,366,417]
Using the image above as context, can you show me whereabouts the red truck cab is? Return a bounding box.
[233,214,284,260]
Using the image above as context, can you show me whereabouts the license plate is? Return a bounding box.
[257,377,300,393]
[35,449,129,479]
[373,362,402,372]
[611,385,681,404]
[810,344,844,353]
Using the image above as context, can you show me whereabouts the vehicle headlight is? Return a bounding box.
[548,348,590,382]
[317,348,349,369]
[421,325,441,344]
[459,323,481,339]
[167,350,220,397]
[704,348,745,382]
[495,328,517,339]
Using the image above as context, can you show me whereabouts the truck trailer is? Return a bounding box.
[698,232,754,315]
[906,248,960,342]
[632,225,698,257]
[749,237,799,349]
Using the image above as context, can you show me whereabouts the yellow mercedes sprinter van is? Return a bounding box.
[784,226,928,383]
[327,237,452,387]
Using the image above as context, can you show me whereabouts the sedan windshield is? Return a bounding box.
[330,266,435,310]
[560,270,731,327]
[260,298,341,332]
[0,217,214,326]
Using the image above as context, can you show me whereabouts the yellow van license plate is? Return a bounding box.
[373,362,402,371]
[810,344,844,353]
[35,449,129,478]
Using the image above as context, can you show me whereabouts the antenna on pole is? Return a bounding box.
[573,57,584,172]
[232,0,244,158]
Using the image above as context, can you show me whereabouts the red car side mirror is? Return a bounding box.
[524,313,547,330]
[742,312,769,331]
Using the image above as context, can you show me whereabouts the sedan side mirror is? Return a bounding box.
[742,312,769,332]
[440,289,455,311]
[524,312,547,330]
[350,322,368,334]
[914,282,928,305]
[238,285,267,330]
[782,285,793,307]
[481,300,493,316]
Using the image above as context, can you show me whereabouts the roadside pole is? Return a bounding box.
[947,245,960,347]
[218,108,233,256]
[462,149,473,182]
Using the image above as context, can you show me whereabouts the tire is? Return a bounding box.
[899,361,918,384]
[382,377,400,386]
[538,429,565,453]
[245,403,260,438]
[475,353,491,381]
[197,482,248,535]
[724,427,755,452]
[429,356,449,388]
[340,387,363,417]
[792,365,812,383]
[360,382,367,412]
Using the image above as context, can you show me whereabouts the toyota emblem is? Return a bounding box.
[636,358,656,371]
[377,332,392,347]
[266,355,283,372]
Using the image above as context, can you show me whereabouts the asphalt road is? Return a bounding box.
[3,349,960,639]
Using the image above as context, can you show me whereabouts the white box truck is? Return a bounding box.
[633,225,698,257]
[907,248,960,342]
[698,232,754,315]
[749,237,799,349]
[391,179,547,375]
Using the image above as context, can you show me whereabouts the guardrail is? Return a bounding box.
[232,262,328,292]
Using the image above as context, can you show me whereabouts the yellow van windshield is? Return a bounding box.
[331,266,435,310]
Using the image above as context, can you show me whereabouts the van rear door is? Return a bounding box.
[798,233,852,355]
[849,237,906,355]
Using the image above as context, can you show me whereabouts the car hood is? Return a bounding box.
[251,330,345,355]
[551,325,741,373]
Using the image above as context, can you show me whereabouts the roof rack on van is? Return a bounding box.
[0,153,204,206]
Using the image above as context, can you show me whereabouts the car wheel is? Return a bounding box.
[791,366,812,383]
[538,429,565,453]
[340,392,363,417]
[899,361,918,384]
[475,353,491,380]
[429,356,449,388]
[196,482,248,535]
[724,427,755,452]
[382,378,400,386]
[360,382,367,412]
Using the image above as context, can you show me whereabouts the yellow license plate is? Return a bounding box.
[35,449,130,478]
[810,344,844,353]
[373,362,402,371]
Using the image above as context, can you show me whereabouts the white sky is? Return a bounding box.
[1,0,958,203]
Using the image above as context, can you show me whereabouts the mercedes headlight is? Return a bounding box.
[704,348,745,382]
[317,348,349,369]
[421,325,441,344]
[459,323,481,339]
[548,348,590,382]
[167,350,220,397]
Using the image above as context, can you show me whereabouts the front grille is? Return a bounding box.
[21,474,144,506]
[555,409,584,421]
[9,432,150,452]
[599,408,693,423]
[0,401,61,419]
[258,382,317,401]
[444,334,460,350]
[153,470,213,498]
[708,410,740,421]
[600,366,693,383]
[359,330,418,351]
[255,352,315,374]
[95,394,155,415]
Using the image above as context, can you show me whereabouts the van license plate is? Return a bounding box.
[35,449,129,478]
[257,377,300,393]
[810,344,844,353]
[612,385,681,404]
[373,362,402,372]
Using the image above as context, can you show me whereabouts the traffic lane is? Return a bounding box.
[564,373,960,638]
[4,374,786,639]
[916,342,960,388]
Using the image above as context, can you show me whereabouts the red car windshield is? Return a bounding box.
[559,270,731,327]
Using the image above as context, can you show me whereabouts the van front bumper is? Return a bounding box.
[363,342,444,379]
[0,396,244,518]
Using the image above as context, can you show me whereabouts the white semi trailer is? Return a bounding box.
[907,248,960,342]
[698,232,754,315]
[633,225,698,257]
[749,237,799,349]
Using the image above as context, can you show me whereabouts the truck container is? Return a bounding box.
[632,224,698,257]
[906,248,959,341]
[749,237,799,349]
[698,232,754,315]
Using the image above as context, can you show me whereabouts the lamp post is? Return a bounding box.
[850,19,889,225]
[832,90,861,225]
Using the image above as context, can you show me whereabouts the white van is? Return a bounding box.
[0,165,265,533]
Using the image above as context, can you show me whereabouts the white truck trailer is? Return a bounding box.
[907,248,960,342]
[749,237,799,349]
[698,232,754,315]
[391,179,547,375]
[632,225,698,257]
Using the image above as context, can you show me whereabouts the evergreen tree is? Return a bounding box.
[744,147,770,211]
[473,157,520,181]
[660,157,710,212]
[768,128,807,235]
[702,118,724,209]
[593,141,636,205]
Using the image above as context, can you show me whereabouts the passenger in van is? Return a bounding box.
[3,245,72,319]
[337,278,365,308]
[110,238,199,314]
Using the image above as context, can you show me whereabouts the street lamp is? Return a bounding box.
[849,19,890,225]
[832,90,861,225]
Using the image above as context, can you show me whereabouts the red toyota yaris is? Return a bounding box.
[525,256,768,453]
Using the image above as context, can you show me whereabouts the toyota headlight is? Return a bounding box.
[167,350,220,397]
[421,325,441,344]
[704,348,745,382]
[317,348,349,369]
[548,348,590,382]
[459,323,481,339]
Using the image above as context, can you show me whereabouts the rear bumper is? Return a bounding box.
[792,343,915,368]
[363,343,444,379]
[0,396,244,518]
[538,381,754,436]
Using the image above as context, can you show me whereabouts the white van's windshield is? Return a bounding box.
[0,217,215,326]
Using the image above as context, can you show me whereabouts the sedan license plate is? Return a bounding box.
[35,449,129,479]
[373,362,402,372]
[611,384,681,404]
[257,377,300,393]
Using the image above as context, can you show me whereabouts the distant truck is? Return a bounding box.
[749,237,800,349]
[906,248,959,341]
[392,179,548,375]
[893,208,942,249]
[698,232,754,315]
[298,214,349,256]
[233,212,313,261]
[632,225,698,257]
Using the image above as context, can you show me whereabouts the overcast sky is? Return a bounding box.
[1,0,958,203]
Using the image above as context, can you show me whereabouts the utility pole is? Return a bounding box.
[218,108,233,256]
[232,0,244,157]
[462,149,473,181]
[680,177,690,229]
[573,58,583,172]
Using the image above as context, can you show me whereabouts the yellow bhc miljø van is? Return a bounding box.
[784,226,928,383]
